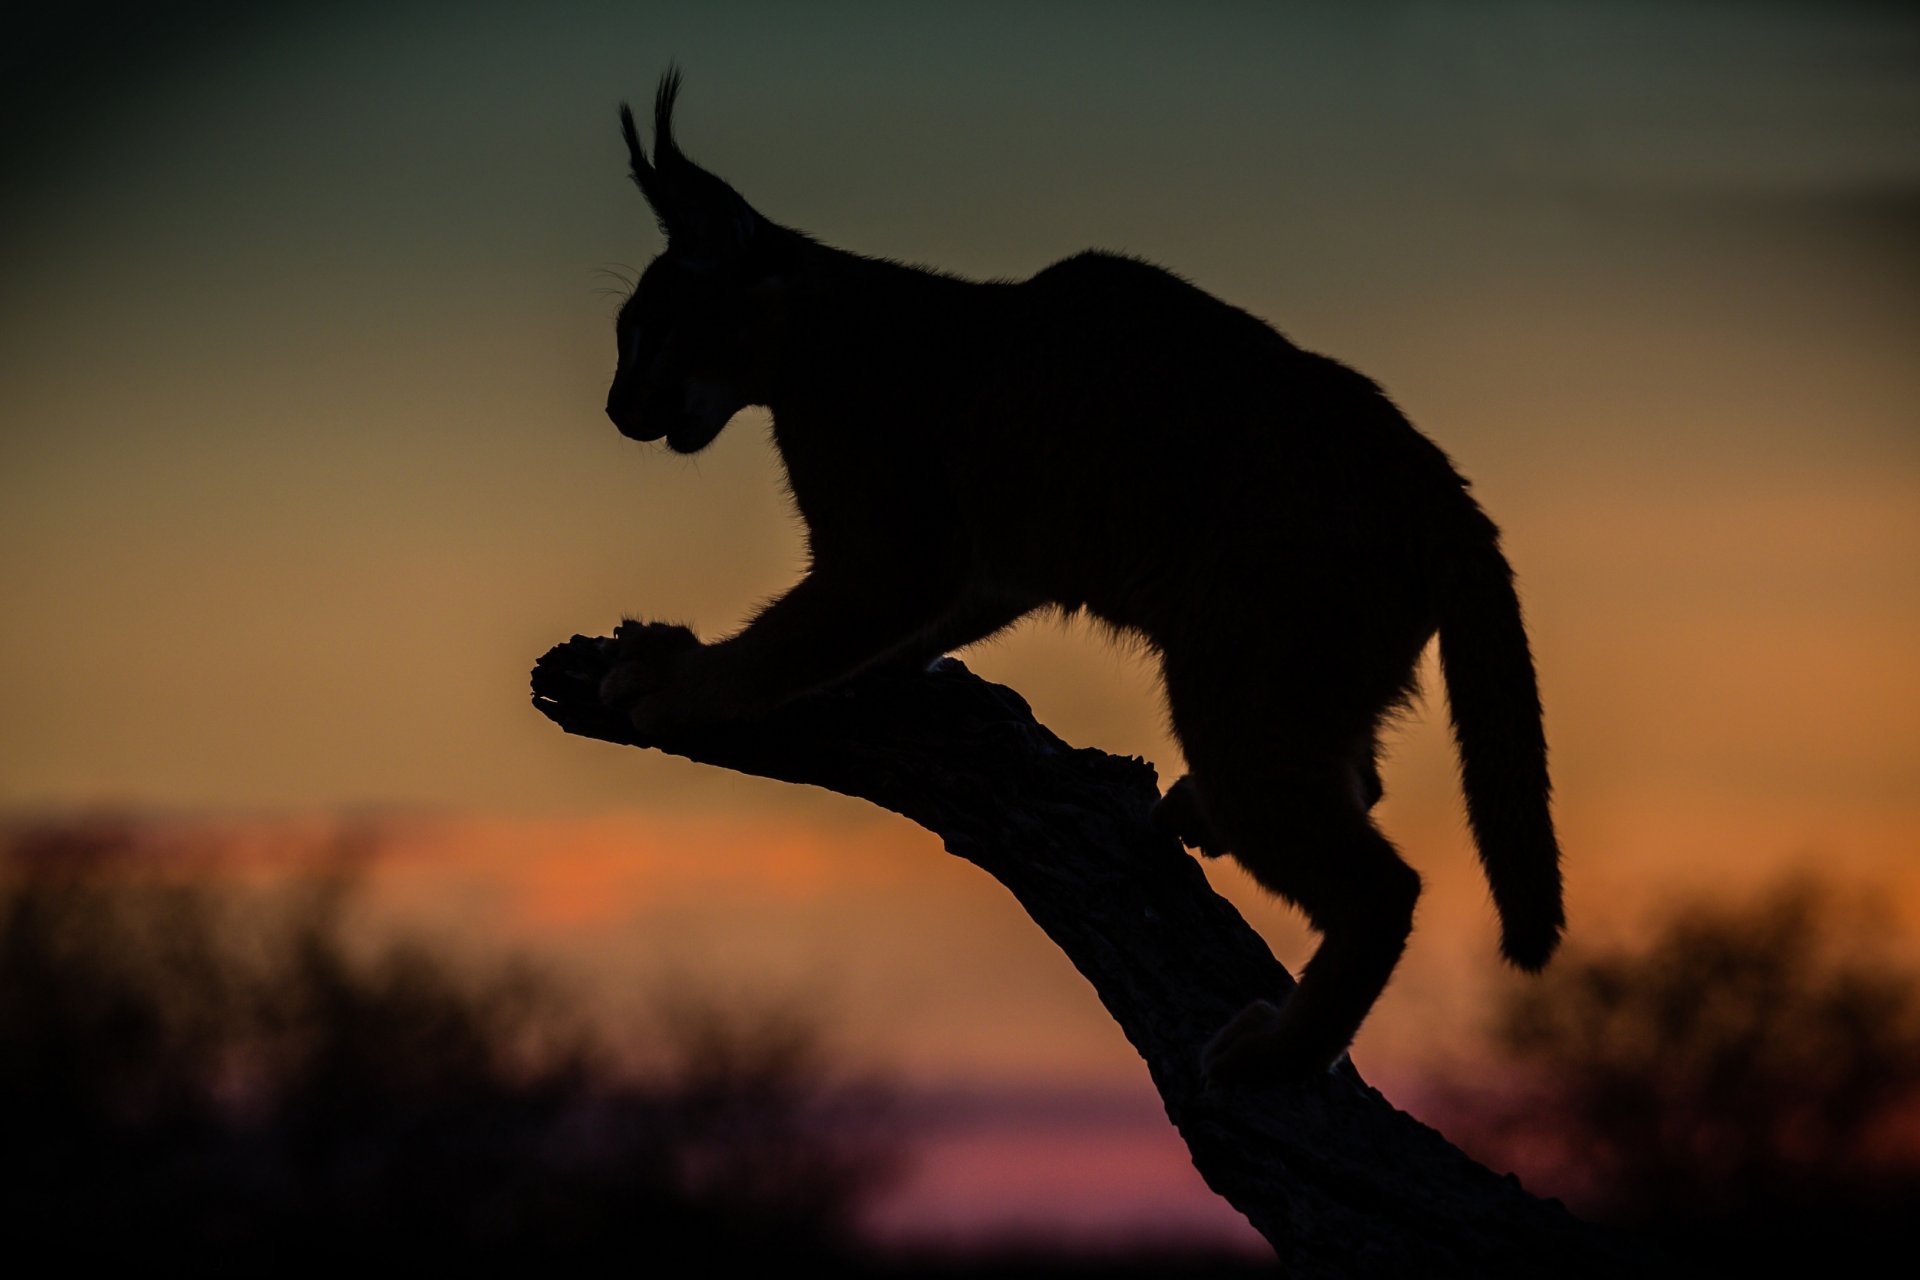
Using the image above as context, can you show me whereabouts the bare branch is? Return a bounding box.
[531,634,1652,1276]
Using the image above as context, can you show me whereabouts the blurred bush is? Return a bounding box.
[0,819,897,1268]
[1442,875,1920,1267]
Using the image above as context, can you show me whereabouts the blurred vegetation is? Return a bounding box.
[1443,875,1920,1269]
[0,819,897,1268]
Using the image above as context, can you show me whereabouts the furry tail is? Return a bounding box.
[1437,513,1565,971]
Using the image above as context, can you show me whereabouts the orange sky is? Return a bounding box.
[3,0,1917,1248]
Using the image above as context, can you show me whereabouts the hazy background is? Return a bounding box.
[4,0,1916,1252]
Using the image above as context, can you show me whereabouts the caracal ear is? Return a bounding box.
[619,67,766,267]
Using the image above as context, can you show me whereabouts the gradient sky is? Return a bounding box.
[4,0,1918,1246]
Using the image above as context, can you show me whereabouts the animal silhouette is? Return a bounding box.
[598,72,1564,1083]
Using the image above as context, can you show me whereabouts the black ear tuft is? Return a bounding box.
[652,65,685,170]
[619,101,649,184]
[618,66,768,266]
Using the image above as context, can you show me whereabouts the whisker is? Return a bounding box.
[594,264,639,292]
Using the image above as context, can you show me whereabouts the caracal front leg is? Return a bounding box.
[601,566,959,738]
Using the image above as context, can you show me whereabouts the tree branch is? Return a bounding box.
[531,633,1651,1276]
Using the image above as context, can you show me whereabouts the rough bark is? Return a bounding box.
[531,633,1651,1276]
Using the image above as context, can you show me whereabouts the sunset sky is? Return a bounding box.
[4,0,1917,1250]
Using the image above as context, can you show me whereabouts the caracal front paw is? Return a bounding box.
[598,620,703,737]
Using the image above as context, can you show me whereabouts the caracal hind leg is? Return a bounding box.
[1152,774,1229,857]
[1155,744,1384,861]
[1208,759,1419,1082]
[1165,647,1421,1084]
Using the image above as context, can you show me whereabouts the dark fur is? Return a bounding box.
[601,72,1564,1082]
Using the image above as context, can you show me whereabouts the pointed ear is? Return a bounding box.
[619,69,766,266]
